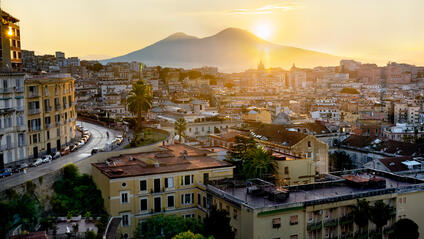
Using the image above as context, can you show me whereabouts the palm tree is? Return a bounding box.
[127,81,153,130]
[369,200,392,238]
[352,199,370,236]
[174,118,187,143]
[242,147,277,180]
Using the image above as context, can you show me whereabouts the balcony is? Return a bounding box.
[45,106,52,112]
[16,125,26,131]
[28,92,40,98]
[28,108,41,115]
[15,87,24,93]
[29,126,41,132]
[339,214,354,225]
[46,124,52,129]
[55,104,62,111]
[307,221,322,231]
[0,108,15,115]
[16,105,24,112]
[64,104,69,109]
[324,218,338,227]
[0,87,13,93]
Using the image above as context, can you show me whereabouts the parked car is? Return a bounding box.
[0,168,12,177]
[70,144,78,152]
[60,146,70,156]
[31,158,43,167]
[52,151,61,159]
[78,141,85,147]
[42,155,52,163]
[91,148,104,155]
[19,163,29,170]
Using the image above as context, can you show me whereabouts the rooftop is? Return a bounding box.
[92,144,233,178]
[208,169,424,210]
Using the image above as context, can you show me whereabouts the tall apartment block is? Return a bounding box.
[25,74,77,158]
[0,72,27,168]
[0,10,22,71]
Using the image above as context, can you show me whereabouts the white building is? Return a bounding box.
[0,73,27,167]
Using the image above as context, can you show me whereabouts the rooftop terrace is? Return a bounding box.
[208,169,424,210]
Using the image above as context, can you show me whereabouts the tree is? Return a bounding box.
[203,206,234,239]
[242,147,277,180]
[352,199,370,234]
[172,231,212,239]
[225,136,257,178]
[85,230,97,239]
[174,118,187,143]
[135,215,203,239]
[392,218,419,239]
[329,151,353,171]
[369,200,393,238]
[127,81,153,130]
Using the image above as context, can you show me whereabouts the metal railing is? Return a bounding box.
[45,106,52,112]
[28,92,40,98]
[28,108,41,115]
[55,104,62,110]
[16,105,24,111]
[0,87,13,93]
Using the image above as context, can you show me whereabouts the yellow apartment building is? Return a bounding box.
[91,144,234,238]
[25,74,76,158]
[208,169,424,239]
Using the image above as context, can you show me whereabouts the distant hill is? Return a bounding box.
[100,28,343,72]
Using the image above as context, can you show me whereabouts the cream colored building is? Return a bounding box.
[91,144,234,238]
[25,74,76,158]
[242,108,272,124]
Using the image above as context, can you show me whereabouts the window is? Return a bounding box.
[284,167,289,174]
[120,191,129,204]
[233,209,238,220]
[290,235,298,239]
[203,196,207,208]
[165,177,174,189]
[183,214,194,219]
[272,218,281,228]
[154,197,161,212]
[181,193,194,205]
[181,175,194,186]
[290,215,298,225]
[121,213,130,227]
[139,180,147,191]
[122,182,127,188]
[167,195,175,208]
[140,198,147,212]
[198,193,201,204]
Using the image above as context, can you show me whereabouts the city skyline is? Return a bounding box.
[3,0,424,66]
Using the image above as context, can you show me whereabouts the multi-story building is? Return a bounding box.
[208,169,424,239]
[0,72,27,168]
[25,74,77,158]
[1,11,22,71]
[91,144,234,238]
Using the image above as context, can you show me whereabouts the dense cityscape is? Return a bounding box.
[1,2,424,239]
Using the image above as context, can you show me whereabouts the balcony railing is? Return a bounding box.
[307,221,322,231]
[324,218,338,227]
[29,126,41,132]
[16,105,24,112]
[15,87,24,93]
[45,106,52,112]
[0,87,13,93]
[64,104,69,109]
[28,92,40,98]
[0,108,15,114]
[46,124,52,129]
[28,108,41,115]
[339,214,354,225]
[55,104,62,110]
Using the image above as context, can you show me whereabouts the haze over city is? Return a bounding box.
[4,0,424,66]
[1,1,424,239]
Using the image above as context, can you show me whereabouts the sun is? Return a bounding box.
[253,22,273,40]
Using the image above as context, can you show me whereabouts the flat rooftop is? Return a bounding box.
[208,169,424,209]
[92,144,233,178]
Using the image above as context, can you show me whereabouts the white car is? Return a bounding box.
[78,141,85,147]
[31,158,43,167]
[42,155,52,163]
[52,151,60,159]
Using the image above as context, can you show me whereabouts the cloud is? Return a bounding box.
[229,2,297,15]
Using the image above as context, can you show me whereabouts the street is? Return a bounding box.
[0,121,120,192]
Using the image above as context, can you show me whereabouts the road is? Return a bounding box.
[0,121,120,192]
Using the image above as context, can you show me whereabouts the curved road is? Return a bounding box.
[0,121,120,191]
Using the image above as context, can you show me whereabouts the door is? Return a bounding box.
[56,139,61,151]
[33,147,38,158]
[47,143,51,155]
[154,197,161,213]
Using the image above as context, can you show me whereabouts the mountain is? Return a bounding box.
[100,28,342,72]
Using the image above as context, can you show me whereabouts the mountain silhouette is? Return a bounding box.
[101,28,342,72]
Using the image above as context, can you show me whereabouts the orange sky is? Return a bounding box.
[3,0,424,65]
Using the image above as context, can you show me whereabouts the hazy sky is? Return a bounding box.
[3,0,424,65]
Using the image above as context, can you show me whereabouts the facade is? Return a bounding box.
[242,108,272,124]
[25,74,77,158]
[0,73,27,168]
[1,11,22,71]
[208,169,424,239]
[91,144,234,238]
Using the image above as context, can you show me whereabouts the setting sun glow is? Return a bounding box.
[253,22,273,40]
